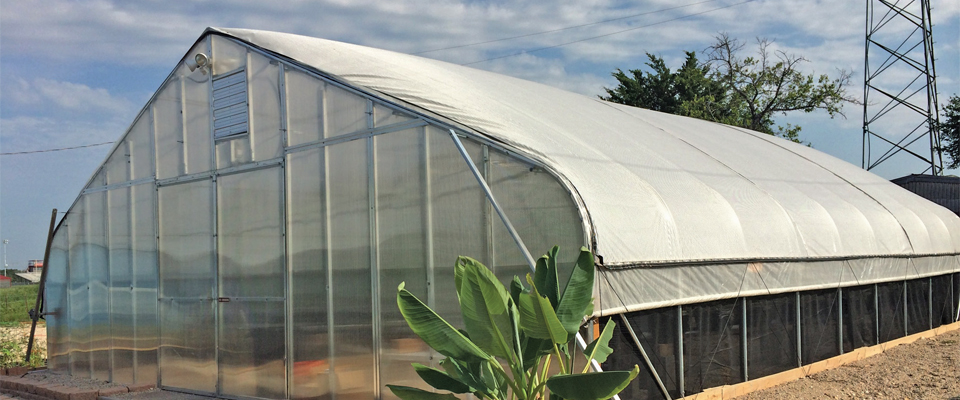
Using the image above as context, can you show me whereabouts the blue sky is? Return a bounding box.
[1,0,958,268]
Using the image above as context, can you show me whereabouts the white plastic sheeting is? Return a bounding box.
[212,28,960,312]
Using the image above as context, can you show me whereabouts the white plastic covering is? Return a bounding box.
[212,28,960,312]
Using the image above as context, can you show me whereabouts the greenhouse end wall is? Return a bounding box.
[44,34,584,399]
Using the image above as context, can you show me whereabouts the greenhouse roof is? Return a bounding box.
[211,28,960,271]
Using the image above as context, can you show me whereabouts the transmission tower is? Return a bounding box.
[863,0,942,176]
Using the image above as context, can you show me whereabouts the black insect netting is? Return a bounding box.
[906,278,931,335]
[931,274,954,329]
[800,289,839,365]
[682,299,742,394]
[603,307,682,400]
[842,285,877,353]
[877,281,906,343]
[746,294,797,379]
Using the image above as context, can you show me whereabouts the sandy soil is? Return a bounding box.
[737,328,960,399]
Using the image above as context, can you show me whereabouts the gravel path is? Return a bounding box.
[737,328,960,399]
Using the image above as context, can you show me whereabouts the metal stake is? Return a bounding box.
[26,209,58,362]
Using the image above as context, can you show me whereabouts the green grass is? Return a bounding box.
[0,284,46,368]
[1,284,39,325]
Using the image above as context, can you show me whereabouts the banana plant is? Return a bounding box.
[387,246,638,400]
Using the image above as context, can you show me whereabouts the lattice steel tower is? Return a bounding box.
[863,0,942,176]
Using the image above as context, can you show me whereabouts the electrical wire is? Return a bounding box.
[0,141,114,156]
[413,0,722,55]
[461,0,754,66]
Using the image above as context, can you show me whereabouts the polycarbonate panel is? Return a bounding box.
[85,191,111,381]
[182,61,213,174]
[375,129,432,398]
[87,168,106,190]
[932,274,954,327]
[154,80,184,179]
[286,148,331,399]
[212,35,247,76]
[108,187,135,384]
[373,103,413,128]
[841,285,877,352]
[46,228,69,372]
[132,182,159,384]
[906,278,931,334]
[285,68,324,146]
[324,84,367,138]
[158,179,215,299]
[104,141,130,185]
[248,52,283,160]
[219,301,286,399]
[218,167,284,298]
[877,282,905,342]
[129,113,154,180]
[487,146,583,287]
[327,139,374,399]
[159,299,216,393]
[682,299,742,394]
[746,294,796,379]
[613,308,680,399]
[68,209,90,377]
[426,126,485,327]
[799,289,839,365]
[216,135,253,169]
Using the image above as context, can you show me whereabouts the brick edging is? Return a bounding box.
[0,375,155,400]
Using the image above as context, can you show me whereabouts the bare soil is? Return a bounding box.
[737,328,960,399]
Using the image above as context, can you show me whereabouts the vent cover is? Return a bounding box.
[212,69,248,139]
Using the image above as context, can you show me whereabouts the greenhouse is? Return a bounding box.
[44,28,960,400]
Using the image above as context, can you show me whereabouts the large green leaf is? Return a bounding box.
[518,276,567,344]
[386,385,460,400]
[412,363,473,394]
[545,366,640,400]
[456,257,518,361]
[509,275,525,306]
[440,357,491,396]
[555,248,595,339]
[583,320,616,367]
[533,246,560,309]
[397,283,490,363]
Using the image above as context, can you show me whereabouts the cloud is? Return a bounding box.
[5,78,135,115]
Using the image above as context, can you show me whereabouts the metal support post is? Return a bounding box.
[26,209,58,362]
[620,314,673,400]
[449,129,616,399]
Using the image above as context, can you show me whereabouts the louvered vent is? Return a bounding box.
[212,69,248,139]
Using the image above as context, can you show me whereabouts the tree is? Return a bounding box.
[602,34,858,144]
[940,94,960,170]
[602,51,723,115]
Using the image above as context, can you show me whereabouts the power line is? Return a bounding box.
[0,141,114,156]
[413,0,722,55]
[462,0,755,66]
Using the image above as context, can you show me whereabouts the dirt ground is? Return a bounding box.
[737,328,960,399]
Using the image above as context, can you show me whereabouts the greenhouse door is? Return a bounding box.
[216,166,286,399]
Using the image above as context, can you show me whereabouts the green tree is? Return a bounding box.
[940,94,960,170]
[602,33,858,144]
[602,51,723,115]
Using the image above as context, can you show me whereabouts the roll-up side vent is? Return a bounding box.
[212,68,248,140]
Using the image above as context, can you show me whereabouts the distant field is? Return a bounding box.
[1,284,39,325]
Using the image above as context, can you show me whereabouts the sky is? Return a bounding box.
[1,0,959,269]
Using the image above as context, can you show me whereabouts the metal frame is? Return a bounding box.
[862,0,943,175]
[619,314,673,400]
